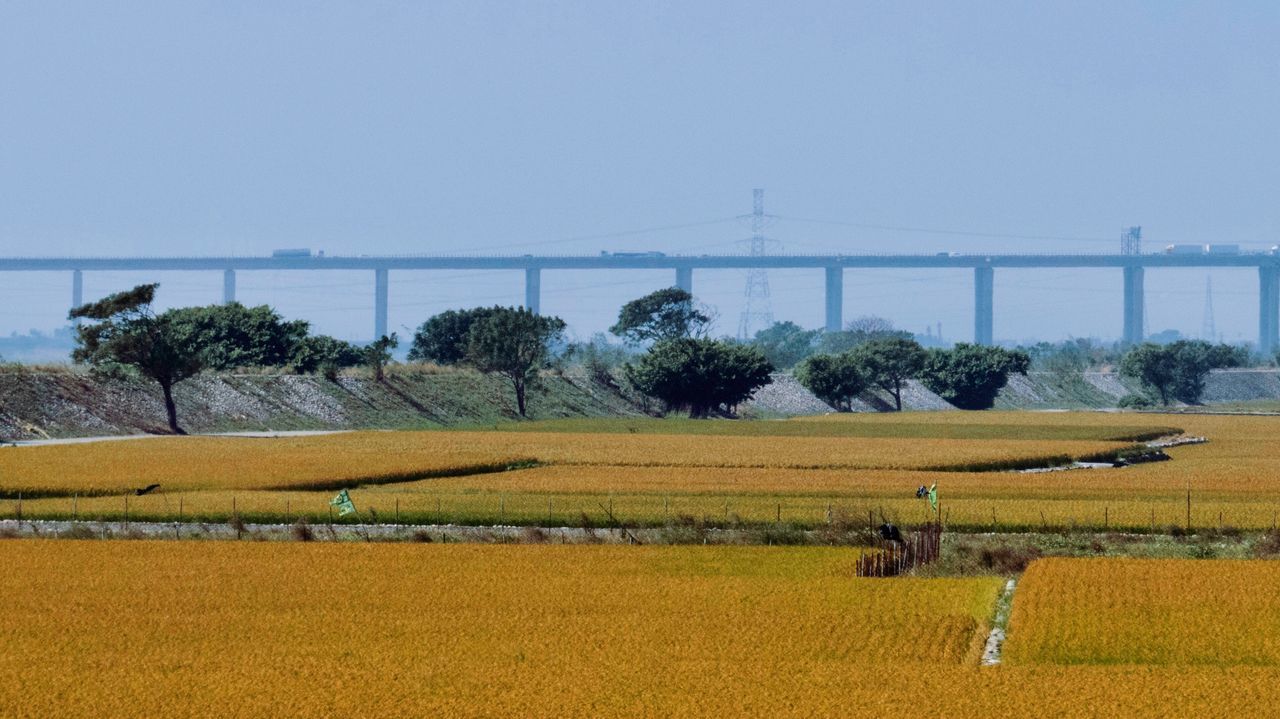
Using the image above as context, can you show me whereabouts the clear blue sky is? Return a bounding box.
[1,1,1277,345]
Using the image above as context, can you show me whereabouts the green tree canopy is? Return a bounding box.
[69,284,204,434]
[625,338,774,418]
[850,337,927,411]
[289,335,363,375]
[465,307,567,416]
[794,352,869,411]
[165,302,309,371]
[1119,340,1247,405]
[919,343,1031,410]
[750,321,819,368]
[610,288,710,346]
[408,308,497,364]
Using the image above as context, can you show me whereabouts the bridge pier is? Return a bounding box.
[1260,267,1279,355]
[974,267,994,345]
[71,269,83,315]
[824,267,843,332]
[222,269,236,304]
[374,268,388,339]
[1122,266,1145,345]
[525,268,541,314]
[675,267,693,294]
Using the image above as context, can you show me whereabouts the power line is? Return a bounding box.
[452,216,741,253]
[773,215,1117,244]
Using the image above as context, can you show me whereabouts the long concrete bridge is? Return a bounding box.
[5,252,1279,352]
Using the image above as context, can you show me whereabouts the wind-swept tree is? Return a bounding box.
[610,288,711,346]
[69,284,203,434]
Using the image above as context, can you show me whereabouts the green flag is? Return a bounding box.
[330,489,356,517]
[927,483,938,512]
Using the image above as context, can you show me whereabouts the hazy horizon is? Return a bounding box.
[2,1,1277,346]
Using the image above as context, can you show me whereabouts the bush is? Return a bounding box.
[291,335,363,374]
[1117,393,1155,409]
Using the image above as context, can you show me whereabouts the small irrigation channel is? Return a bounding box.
[1014,434,1206,475]
[981,578,1018,665]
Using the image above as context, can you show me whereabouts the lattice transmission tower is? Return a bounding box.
[1121,226,1142,254]
[1202,275,1217,342]
[737,189,781,340]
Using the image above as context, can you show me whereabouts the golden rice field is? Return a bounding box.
[4,411,1280,531]
[0,427,1130,496]
[1005,558,1280,666]
[6,542,1280,717]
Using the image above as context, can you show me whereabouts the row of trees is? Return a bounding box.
[407,288,772,419]
[795,339,1030,411]
[72,283,580,433]
[71,283,1251,433]
[792,332,1248,411]
[750,319,1272,374]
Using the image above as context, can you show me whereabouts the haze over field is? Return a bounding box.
[2,1,1277,345]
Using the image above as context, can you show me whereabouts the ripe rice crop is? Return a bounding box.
[0,433,534,496]
[7,542,1280,717]
[1004,558,1280,666]
[4,411,1278,532]
[0,428,1129,498]
[0,540,1001,717]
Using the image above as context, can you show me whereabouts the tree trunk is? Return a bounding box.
[513,376,527,416]
[892,378,902,411]
[160,380,185,435]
